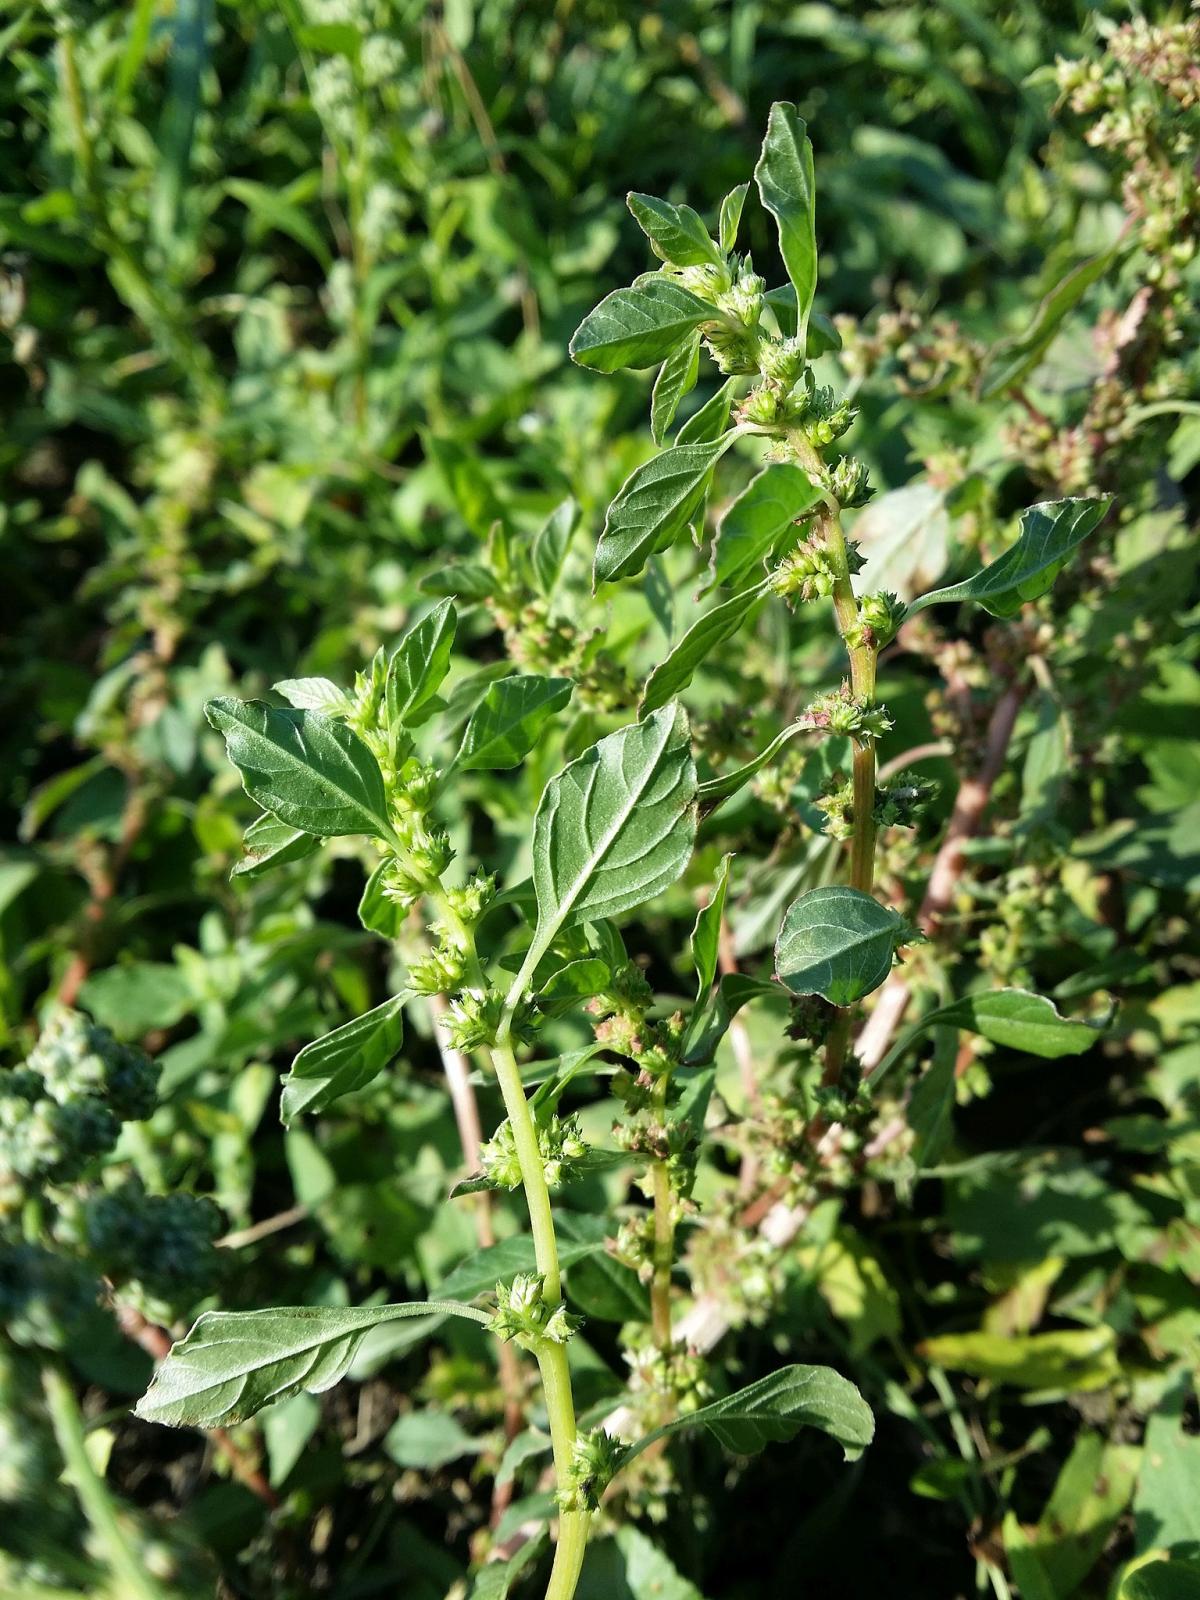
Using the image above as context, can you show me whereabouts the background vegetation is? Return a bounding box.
[1,3,1198,1597]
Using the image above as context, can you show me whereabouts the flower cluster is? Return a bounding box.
[486,1273,581,1351]
[480,1112,588,1191]
[56,1179,224,1304]
[556,1427,625,1514]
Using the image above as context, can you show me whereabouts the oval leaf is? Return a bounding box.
[386,599,457,728]
[651,333,701,446]
[231,811,321,880]
[136,1301,488,1429]
[595,434,740,588]
[619,1363,874,1469]
[775,885,908,1005]
[627,193,721,268]
[709,461,821,592]
[456,675,574,771]
[281,993,407,1121]
[517,706,697,985]
[570,279,717,373]
[909,497,1111,619]
[205,698,392,841]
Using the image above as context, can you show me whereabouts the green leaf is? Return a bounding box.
[718,182,749,253]
[651,334,701,446]
[135,1301,488,1428]
[918,1327,1119,1391]
[386,1409,483,1470]
[231,811,321,880]
[775,886,909,1006]
[386,600,457,728]
[595,434,740,588]
[469,1529,550,1599]
[627,193,721,268]
[980,250,1116,398]
[874,986,1112,1083]
[519,706,697,982]
[358,858,406,939]
[640,583,767,715]
[1124,1564,1200,1600]
[205,698,393,840]
[691,853,733,1000]
[696,720,812,810]
[676,377,736,444]
[754,103,818,348]
[570,279,717,373]
[1008,1432,1140,1599]
[614,1526,709,1600]
[272,677,351,716]
[280,995,407,1121]
[681,972,779,1066]
[1134,1401,1200,1555]
[435,1219,612,1302]
[618,1363,874,1471]
[531,499,579,598]
[909,498,1112,619]
[456,676,574,771]
[709,462,821,591]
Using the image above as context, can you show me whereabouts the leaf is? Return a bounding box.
[691,853,733,1000]
[618,1363,874,1471]
[358,858,406,939]
[569,279,717,373]
[1007,1432,1140,1599]
[615,1526,708,1600]
[627,193,721,268]
[676,377,736,445]
[917,1327,1119,1392]
[909,498,1112,619]
[531,499,579,598]
[681,972,779,1066]
[595,435,740,588]
[386,1410,483,1470]
[519,706,697,983]
[272,677,351,715]
[754,103,818,348]
[1124,1564,1200,1600]
[709,462,821,591]
[763,289,840,354]
[280,995,407,1121]
[386,600,457,728]
[1134,1402,1200,1556]
[455,676,574,771]
[231,811,321,880]
[205,698,393,840]
[78,962,192,1037]
[135,1301,488,1428]
[224,177,332,272]
[470,1529,550,1600]
[696,720,812,810]
[651,334,701,446]
[851,482,950,602]
[980,249,1117,398]
[718,182,749,253]
[435,1219,611,1302]
[775,886,909,1006]
[536,958,612,1009]
[874,987,1112,1083]
[640,582,767,715]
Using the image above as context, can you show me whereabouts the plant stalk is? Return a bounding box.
[649,1076,675,1350]
[43,1365,169,1600]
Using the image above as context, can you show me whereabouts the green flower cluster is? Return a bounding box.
[0,1008,158,1209]
[486,1273,581,1351]
[56,1178,224,1301]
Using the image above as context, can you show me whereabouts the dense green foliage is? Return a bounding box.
[1,4,1198,1599]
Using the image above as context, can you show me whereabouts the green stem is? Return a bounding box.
[649,1077,675,1350]
[786,432,881,1080]
[42,1365,169,1600]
